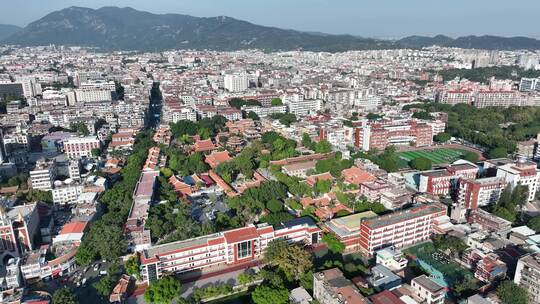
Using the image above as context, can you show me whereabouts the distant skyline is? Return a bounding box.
[2,0,540,39]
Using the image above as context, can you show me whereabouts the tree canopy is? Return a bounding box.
[409,156,432,171]
[251,285,289,304]
[229,98,261,109]
[53,287,78,304]
[264,239,313,281]
[322,233,345,254]
[144,277,182,304]
[496,281,529,304]
[433,132,451,143]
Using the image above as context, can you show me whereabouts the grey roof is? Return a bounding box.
[412,275,445,294]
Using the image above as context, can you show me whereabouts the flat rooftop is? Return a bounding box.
[412,275,445,294]
[327,211,378,238]
[363,203,445,230]
[134,171,159,198]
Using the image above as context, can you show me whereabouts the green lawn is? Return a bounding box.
[398,148,469,168]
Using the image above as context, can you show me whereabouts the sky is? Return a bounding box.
[1,0,539,39]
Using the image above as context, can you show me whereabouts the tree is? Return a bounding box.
[412,111,432,120]
[527,215,540,233]
[229,98,261,109]
[93,273,117,296]
[264,239,312,281]
[409,156,432,170]
[434,132,451,143]
[322,233,345,254]
[489,147,508,159]
[266,199,283,213]
[302,133,314,149]
[314,179,332,194]
[53,287,78,304]
[125,255,142,280]
[251,285,289,304]
[366,113,382,120]
[463,151,479,163]
[271,98,283,106]
[75,243,97,266]
[314,139,332,153]
[115,81,125,100]
[144,276,181,304]
[496,281,528,304]
[70,122,90,136]
[247,111,260,121]
[374,146,400,173]
[91,148,101,158]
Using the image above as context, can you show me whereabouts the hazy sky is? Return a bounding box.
[2,0,539,38]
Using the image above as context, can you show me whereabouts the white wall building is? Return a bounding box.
[224,73,248,92]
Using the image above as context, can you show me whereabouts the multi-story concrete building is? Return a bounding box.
[452,177,506,222]
[496,158,540,202]
[358,203,447,255]
[438,89,529,108]
[224,73,248,92]
[73,81,115,102]
[313,268,368,304]
[474,90,528,108]
[519,77,540,92]
[30,159,57,191]
[410,275,445,304]
[62,136,100,159]
[467,209,512,235]
[514,253,540,304]
[0,204,39,259]
[438,90,474,105]
[140,217,320,283]
[241,105,287,118]
[354,119,433,151]
[326,203,446,256]
[419,163,479,196]
[51,183,84,205]
[375,247,408,272]
[286,98,321,117]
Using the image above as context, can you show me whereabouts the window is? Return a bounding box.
[237,241,252,259]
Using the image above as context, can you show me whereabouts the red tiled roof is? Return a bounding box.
[342,166,376,185]
[223,226,259,243]
[59,221,88,234]
[369,290,405,304]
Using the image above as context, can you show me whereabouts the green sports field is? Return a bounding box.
[398,148,470,167]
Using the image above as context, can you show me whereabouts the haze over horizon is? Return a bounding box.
[2,0,540,39]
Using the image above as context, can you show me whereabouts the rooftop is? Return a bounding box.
[326,211,378,238]
[412,275,445,294]
[363,203,445,230]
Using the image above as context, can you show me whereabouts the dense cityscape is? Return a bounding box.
[1,4,540,304]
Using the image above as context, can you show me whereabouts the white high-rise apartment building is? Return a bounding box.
[224,73,248,92]
[496,158,540,202]
[30,159,56,191]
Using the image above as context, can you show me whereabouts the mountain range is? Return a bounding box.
[0,24,22,41]
[2,6,540,52]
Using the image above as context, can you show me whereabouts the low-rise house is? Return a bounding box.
[410,275,445,304]
[376,247,408,272]
[313,268,369,304]
[109,274,134,303]
[368,264,402,291]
